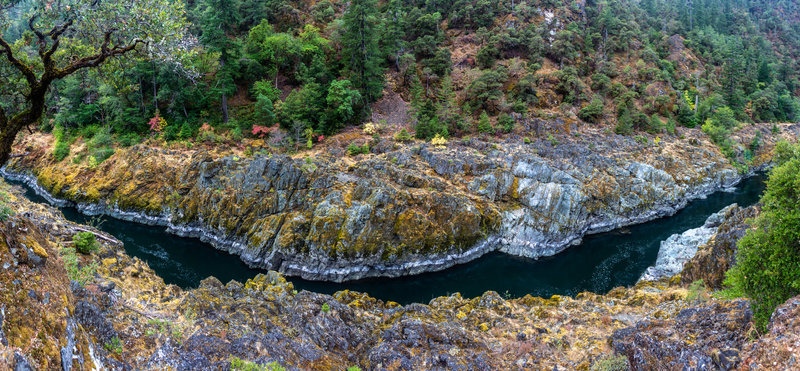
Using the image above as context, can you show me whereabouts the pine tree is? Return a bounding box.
[342,0,385,104]
[197,0,242,123]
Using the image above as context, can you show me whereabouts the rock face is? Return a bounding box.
[4,124,795,281]
[640,204,739,282]
[742,295,800,369]
[1,184,796,370]
[681,205,760,289]
[0,188,98,370]
[610,299,753,370]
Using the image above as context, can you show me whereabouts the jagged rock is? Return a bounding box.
[7,125,796,281]
[611,300,752,370]
[741,295,800,369]
[640,204,739,281]
[681,205,760,288]
[4,189,800,370]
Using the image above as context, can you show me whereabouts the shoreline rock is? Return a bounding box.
[640,204,740,282]
[1,177,797,370]
[4,124,795,281]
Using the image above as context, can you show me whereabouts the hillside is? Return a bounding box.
[0,0,796,158]
[3,1,800,369]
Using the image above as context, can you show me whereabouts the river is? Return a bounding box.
[6,174,766,304]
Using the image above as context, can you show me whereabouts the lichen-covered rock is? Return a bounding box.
[681,205,760,289]
[4,123,797,281]
[610,300,753,370]
[3,186,799,370]
[741,295,800,369]
[640,204,739,281]
[0,187,98,370]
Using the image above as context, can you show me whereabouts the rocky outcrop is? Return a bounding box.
[2,184,797,370]
[0,189,99,370]
[681,205,760,288]
[4,123,796,281]
[640,204,739,281]
[610,299,753,370]
[741,295,800,369]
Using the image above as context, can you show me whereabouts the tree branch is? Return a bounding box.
[54,35,143,79]
[0,36,38,86]
[28,15,48,58]
[42,20,73,66]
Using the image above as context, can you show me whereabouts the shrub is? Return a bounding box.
[73,231,99,254]
[53,140,71,161]
[614,118,633,136]
[476,45,499,68]
[393,128,413,142]
[104,336,123,355]
[59,246,97,286]
[346,143,369,156]
[477,111,493,133]
[724,145,800,331]
[321,303,330,313]
[0,192,14,221]
[498,113,515,133]
[362,122,380,135]
[117,132,142,147]
[686,280,710,303]
[431,134,447,148]
[591,355,629,371]
[230,357,286,371]
[578,97,604,123]
[415,117,446,140]
[645,114,663,133]
[547,133,559,146]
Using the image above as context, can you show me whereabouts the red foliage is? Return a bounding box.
[251,124,278,138]
[148,111,166,133]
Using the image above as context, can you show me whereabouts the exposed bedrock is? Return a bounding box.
[5,124,796,281]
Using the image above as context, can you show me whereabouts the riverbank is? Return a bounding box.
[4,169,768,304]
[1,179,798,370]
[6,123,796,282]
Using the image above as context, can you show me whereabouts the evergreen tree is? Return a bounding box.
[342,0,385,104]
[197,0,242,123]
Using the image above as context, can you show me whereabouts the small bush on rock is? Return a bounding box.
[73,231,98,254]
[725,141,800,331]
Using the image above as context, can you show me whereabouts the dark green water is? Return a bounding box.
[8,174,766,304]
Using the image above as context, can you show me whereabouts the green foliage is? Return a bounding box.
[725,143,800,331]
[73,232,99,254]
[547,133,559,146]
[346,143,370,156]
[579,97,604,123]
[53,140,71,162]
[325,80,363,133]
[701,107,739,160]
[686,280,710,303]
[466,67,507,113]
[52,126,72,162]
[614,118,633,136]
[393,128,413,143]
[476,45,499,68]
[590,355,629,371]
[477,111,493,133]
[59,246,98,286]
[0,191,14,222]
[230,357,286,371]
[321,303,331,313]
[497,113,514,133]
[341,0,384,102]
[104,336,123,355]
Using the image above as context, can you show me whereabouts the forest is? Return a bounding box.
[1,0,799,165]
